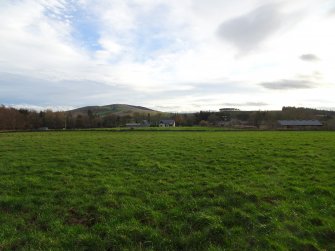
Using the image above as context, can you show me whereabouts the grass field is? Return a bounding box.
[0,131,334,250]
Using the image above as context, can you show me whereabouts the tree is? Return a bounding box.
[199,120,209,127]
[75,115,85,128]
[208,114,219,125]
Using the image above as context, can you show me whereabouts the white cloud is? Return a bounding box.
[0,0,334,111]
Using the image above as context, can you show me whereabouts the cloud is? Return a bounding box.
[0,73,137,107]
[155,105,180,110]
[7,104,74,112]
[329,7,335,16]
[300,54,320,61]
[297,71,322,81]
[221,102,268,107]
[1,0,335,112]
[217,4,283,52]
[260,80,316,90]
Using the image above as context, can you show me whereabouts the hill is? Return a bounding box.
[70,104,161,117]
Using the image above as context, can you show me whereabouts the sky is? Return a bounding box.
[1,0,335,112]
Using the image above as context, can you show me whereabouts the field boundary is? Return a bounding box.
[1,128,333,134]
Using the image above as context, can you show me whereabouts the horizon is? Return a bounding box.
[2,103,335,114]
[1,0,335,112]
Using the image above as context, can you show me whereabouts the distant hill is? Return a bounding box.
[69,104,161,117]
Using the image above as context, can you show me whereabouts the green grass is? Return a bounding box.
[0,131,334,250]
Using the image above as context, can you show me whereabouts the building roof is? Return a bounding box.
[219,108,240,111]
[278,120,323,126]
[160,120,175,124]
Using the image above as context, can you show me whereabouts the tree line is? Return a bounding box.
[1,105,335,130]
[0,106,168,130]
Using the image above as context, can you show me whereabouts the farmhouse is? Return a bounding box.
[278,120,323,129]
[159,120,175,127]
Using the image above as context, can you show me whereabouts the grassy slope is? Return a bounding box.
[0,131,334,250]
[70,104,160,117]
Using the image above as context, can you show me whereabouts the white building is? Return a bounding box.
[159,120,175,127]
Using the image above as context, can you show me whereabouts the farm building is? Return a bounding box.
[159,120,175,127]
[125,120,150,128]
[219,108,240,112]
[125,123,141,128]
[278,120,323,129]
